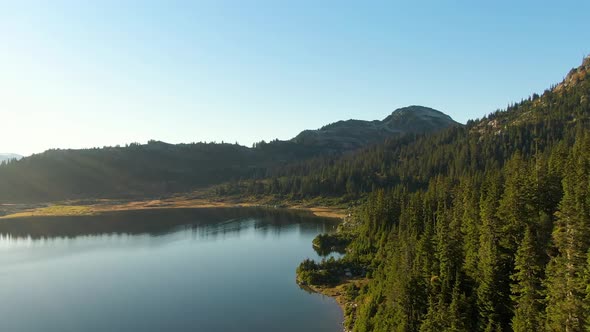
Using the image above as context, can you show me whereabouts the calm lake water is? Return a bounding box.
[0,208,343,332]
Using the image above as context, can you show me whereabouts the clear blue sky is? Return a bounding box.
[1,0,589,156]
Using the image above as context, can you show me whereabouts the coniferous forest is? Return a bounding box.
[293,58,590,332]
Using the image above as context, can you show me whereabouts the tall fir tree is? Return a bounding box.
[511,226,545,332]
[545,132,590,332]
[477,170,511,331]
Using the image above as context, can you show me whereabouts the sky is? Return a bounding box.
[1,1,589,156]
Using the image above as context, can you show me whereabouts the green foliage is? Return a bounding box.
[296,257,364,286]
[312,232,355,255]
[545,132,590,332]
[510,227,545,332]
[0,106,456,202]
[296,258,339,286]
[302,58,590,331]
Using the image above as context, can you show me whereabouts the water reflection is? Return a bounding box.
[0,207,344,332]
[0,207,338,240]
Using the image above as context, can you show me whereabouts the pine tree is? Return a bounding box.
[497,153,535,255]
[545,132,590,332]
[447,273,469,332]
[460,176,481,282]
[477,171,511,331]
[511,226,544,332]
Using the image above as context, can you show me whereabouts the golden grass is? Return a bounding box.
[1,205,95,219]
[0,195,347,220]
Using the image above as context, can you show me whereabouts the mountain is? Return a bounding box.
[256,57,590,199]
[292,105,458,151]
[471,55,590,137]
[0,107,456,202]
[0,153,23,163]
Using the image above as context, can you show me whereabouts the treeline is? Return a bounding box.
[233,75,589,199]
[0,105,458,203]
[298,58,590,331]
[0,139,331,202]
[0,141,260,201]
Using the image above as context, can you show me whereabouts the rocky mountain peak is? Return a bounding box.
[555,56,590,92]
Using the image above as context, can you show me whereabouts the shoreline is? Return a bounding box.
[0,195,347,220]
[300,279,368,332]
[1,194,353,329]
[302,283,349,312]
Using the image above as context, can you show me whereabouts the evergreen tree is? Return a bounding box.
[511,226,545,332]
[477,171,511,331]
[545,133,590,332]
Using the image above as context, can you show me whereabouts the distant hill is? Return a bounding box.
[292,106,458,151]
[0,154,23,163]
[0,107,457,202]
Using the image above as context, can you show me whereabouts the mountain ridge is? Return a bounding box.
[292,105,459,151]
[0,106,457,202]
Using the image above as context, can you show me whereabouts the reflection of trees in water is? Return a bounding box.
[0,207,339,240]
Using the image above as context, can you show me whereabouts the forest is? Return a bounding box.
[0,139,325,202]
[293,57,590,332]
[0,106,454,202]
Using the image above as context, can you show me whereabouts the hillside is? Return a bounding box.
[290,56,590,332]
[239,56,590,199]
[0,107,457,202]
[292,106,458,151]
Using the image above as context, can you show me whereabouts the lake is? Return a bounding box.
[0,208,343,332]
